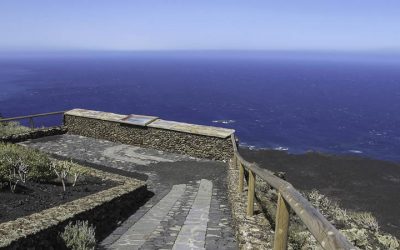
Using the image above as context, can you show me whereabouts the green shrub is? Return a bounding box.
[0,121,31,137]
[349,211,379,232]
[0,143,54,182]
[50,160,91,191]
[376,233,400,249]
[288,228,312,250]
[60,221,96,250]
[305,189,399,249]
[340,228,369,248]
[67,161,91,186]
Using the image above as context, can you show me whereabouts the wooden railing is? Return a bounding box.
[231,134,355,250]
[0,111,66,129]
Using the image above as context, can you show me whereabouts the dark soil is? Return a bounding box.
[240,147,400,238]
[0,175,117,223]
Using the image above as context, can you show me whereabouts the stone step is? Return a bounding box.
[109,179,214,250]
[173,179,213,250]
[109,184,187,250]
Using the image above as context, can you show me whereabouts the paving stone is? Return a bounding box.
[21,134,238,249]
[110,184,186,248]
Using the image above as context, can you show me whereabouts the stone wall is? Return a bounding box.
[0,126,67,144]
[65,115,233,161]
[0,167,148,250]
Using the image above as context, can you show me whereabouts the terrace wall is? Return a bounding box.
[64,109,235,161]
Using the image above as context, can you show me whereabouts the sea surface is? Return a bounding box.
[0,51,399,162]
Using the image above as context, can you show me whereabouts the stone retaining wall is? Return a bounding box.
[65,113,233,161]
[0,126,67,144]
[0,167,148,250]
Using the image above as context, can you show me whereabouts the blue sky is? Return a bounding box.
[1,1,400,51]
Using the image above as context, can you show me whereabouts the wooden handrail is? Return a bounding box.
[0,111,66,129]
[230,134,355,250]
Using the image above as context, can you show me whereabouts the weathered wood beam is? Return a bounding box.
[246,169,256,216]
[238,162,244,193]
[273,193,290,250]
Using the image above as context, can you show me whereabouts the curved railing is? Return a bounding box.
[230,134,355,250]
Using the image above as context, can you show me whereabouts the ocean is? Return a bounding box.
[0,51,399,162]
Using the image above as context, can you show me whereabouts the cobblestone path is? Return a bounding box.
[21,134,237,249]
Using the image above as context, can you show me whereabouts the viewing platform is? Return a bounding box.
[0,109,357,250]
[21,134,237,249]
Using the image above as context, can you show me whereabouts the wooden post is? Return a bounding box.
[246,169,256,216]
[29,117,35,129]
[274,192,290,250]
[238,163,244,193]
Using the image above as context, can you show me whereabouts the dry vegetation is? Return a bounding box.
[305,190,399,250]
[60,220,96,250]
[0,121,31,137]
[0,143,91,193]
[255,178,399,249]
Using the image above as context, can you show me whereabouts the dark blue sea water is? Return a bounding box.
[1,51,399,162]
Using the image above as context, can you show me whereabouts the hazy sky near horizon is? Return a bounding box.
[1,1,400,51]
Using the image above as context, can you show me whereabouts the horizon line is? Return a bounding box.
[0,47,400,53]
[1,48,400,54]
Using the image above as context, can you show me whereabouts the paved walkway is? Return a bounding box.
[21,134,237,249]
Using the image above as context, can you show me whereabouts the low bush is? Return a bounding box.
[255,180,400,249]
[0,121,31,137]
[0,143,54,184]
[305,189,399,249]
[376,233,400,249]
[60,220,96,250]
[50,160,91,191]
[0,143,94,192]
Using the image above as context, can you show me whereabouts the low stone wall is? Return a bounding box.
[0,126,67,144]
[0,167,148,250]
[65,114,233,161]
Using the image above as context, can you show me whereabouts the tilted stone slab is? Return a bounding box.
[120,114,159,127]
[65,108,126,122]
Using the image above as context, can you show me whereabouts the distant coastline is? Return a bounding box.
[238,143,400,164]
